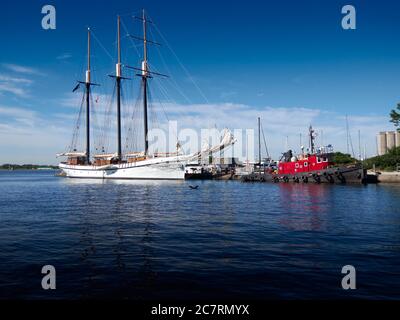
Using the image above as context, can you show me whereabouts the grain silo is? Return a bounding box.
[377,132,387,155]
[386,131,396,151]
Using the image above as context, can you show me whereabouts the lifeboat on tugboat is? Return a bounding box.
[242,126,365,184]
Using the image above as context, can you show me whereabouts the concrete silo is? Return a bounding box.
[377,132,387,155]
[386,131,396,151]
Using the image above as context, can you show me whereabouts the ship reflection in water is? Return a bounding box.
[277,184,329,232]
[1,170,400,299]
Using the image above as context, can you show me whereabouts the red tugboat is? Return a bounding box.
[242,126,365,184]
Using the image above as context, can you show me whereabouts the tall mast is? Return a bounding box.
[346,115,350,154]
[258,117,261,164]
[116,15,122,160]
[85,28,91,164]
[142,9,149,155]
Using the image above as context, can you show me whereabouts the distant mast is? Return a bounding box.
[258,117,261,164]
[309,125,315,153]
[85,28,91,164]
[142,9,149,155]
[116,16,122,160]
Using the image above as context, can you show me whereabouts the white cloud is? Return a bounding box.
[56,53,73,60]
[0,75,33,85]
[2,63,43,76]
[0,72,35,98]
[0,105,37,119]
[0,83,29,97]
[0,98,394,164]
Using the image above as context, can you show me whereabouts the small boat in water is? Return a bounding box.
[243,125,365,184]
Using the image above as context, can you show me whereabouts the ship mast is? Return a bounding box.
[309,125,315,154]
[142,9,149,155]
[258,117,261,165]
[116,16,122,160]
[85,28,91,164]
[125,9,168,155]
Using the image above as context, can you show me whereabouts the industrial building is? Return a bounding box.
[377,131,400,155]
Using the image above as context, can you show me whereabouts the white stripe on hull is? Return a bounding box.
[59,158,185,180]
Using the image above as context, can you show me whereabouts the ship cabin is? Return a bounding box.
[57,152,87,166]
[278,150,334,175]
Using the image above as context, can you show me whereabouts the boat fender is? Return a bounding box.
[325,174,334,183]
[313,174,321,183]
[336,172,346,183]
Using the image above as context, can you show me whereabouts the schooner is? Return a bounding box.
[57,10,235,180]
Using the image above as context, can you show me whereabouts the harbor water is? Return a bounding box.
[0,170,400,299]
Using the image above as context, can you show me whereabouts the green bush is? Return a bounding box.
[363,146,400,171]
[333,152,358,164]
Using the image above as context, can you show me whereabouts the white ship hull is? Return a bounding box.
[59,156,186,180]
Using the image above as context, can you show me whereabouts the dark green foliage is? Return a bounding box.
[333,152,358,164]
[390,103,400,132]
[363,146,400,171]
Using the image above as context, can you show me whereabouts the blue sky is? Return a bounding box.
[1,0,400,164]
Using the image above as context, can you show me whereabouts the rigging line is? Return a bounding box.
[98,83,116,152]
[152,82,181,145]
[148,28,193,105]
[152,78,190,148]
[152,75,189,121]
[91,29,114,62]
[69,90,86,152]
[148,56,192,105]
[260,122,270,159]
[128,83,143,153]
[121,19,142,61]
[124,81,143,153]
[90,93,100,153]
[130,87,142,152]
[149,15,210,104]
[346,116,355,158]
[147,83,161,130]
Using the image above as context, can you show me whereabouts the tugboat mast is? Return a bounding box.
[309,125,315,154]
[85,28,91,164]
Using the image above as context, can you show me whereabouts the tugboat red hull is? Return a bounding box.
[242,165,365,184]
